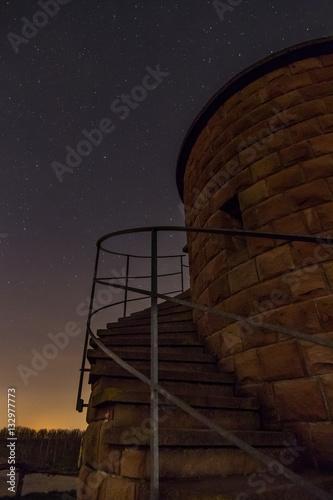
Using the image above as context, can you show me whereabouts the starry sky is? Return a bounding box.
[1,0,332,432]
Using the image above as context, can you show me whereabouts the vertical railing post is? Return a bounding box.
[123,254,130,317]
[180,255,184,292]
[76,245,100,411]
[150,229,159,499]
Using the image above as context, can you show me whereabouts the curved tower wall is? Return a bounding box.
[180,40,333,470]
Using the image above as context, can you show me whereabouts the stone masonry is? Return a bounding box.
[179,38,333,471]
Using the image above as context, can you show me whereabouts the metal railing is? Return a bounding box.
[76,226,333,500]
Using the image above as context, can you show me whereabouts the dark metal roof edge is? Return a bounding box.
[176,36,333,201]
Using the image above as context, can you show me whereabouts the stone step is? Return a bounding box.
[104,320,197,334]
[128,302,192,320]
[103,445,297,481]
[92,375,235,397]
[158,474,333,500]
[104,428,290,448]
[88,346,215,363]
[91,387,258,410]
[89,362,235,385]
[87,351,217,373]
[118,309,194,326]
[107,403,261,431]
[90,338,205,354]
[95,331,201,346]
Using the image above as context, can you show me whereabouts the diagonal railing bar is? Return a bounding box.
[77,226,333,500]
[94,281,333,349]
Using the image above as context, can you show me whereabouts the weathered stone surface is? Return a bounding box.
[81,421,117,473]
[285,266,328,302]
[274,378,328,421]
[270,300,322,334]
[309,422,333,471]
[98,476,138,500]
[300,334,333,375]
[234,349,262,386]
[256,245,295,281]
[258,341,305,381]
[228,260,258,294]
[316,296,333,331]
[120,449,148,479]
[258,383,280,429]
[321,373,333,415]
[287,179,332,211]
[266,164,304,195]
[78,464,109,500]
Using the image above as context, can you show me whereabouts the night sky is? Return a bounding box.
[1,0,332,431]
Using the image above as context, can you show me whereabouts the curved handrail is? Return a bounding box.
[77,225,333,500]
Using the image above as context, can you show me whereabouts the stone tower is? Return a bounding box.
[176,36,333,471]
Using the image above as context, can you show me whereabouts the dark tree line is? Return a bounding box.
[0,427,83,474]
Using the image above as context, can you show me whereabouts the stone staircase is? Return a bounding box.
[81,291,333,500]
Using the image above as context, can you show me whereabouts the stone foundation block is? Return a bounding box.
[258,341,305,382]
[274,378,328,421]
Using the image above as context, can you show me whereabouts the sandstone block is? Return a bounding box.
[310,66,333,83]
[324,95,333,112]
[256,245,294,281]
[270,300,322,334]
[220,323,243,357]
[266,164,304,195]
[315,202,333,230]
[280,141,314,166]
[300,335,333,375]
[250,276,291,313]
[287,178,332,211]
[285,266,328,302]
[271,212,308,239]
[78,464,109,500]
[259,82,286,103]
[98,476,138,500]
[241,76,268,97]
[243,193,289,229]
[234,348,262,385]
[300,153,333,181]
[282,72,312,91]
[293,99,327,121]
[208,274,230,304]
[289,118,323,143]
[246,228,275,257]
[238,180,269,211]
[266,67,291,81]
[322,261,333,290]
[292,240,333,268]
[318,113,333,132]
[228,168,253,194]
[319,53,333,66]
[81,421,115,473]
[309,131,333,155]
[223,289,252,318]
[274,378,328,421]
[228,259,258,294]
[273,89,304,110]
[321,373,333,416]
[289,58,323,74]
[304,207,322,233]
[120,449,148,479]
[237,91,262,114]
[308,422,333,471]
[317,296,333,331]
[250,152,282,182]
[258,382,280,428]
[302,82,333,100]
[257,340,305,381]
